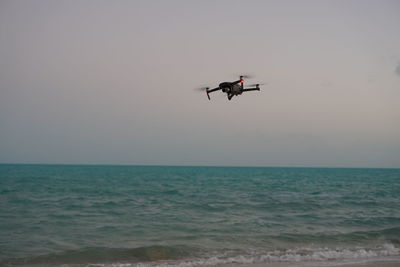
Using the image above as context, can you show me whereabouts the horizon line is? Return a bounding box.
[0,162,399,170]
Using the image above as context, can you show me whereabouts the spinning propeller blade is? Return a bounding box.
[194,87,209,91]
[194,87,211,100]
[238,74,254,79]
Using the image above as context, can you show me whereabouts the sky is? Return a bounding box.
[0,0,399,168]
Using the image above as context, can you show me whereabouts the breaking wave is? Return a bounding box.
[1,243,400,267]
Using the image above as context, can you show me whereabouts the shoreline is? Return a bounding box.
[218,261,400,267]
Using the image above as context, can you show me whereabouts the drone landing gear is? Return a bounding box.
[206,87,221,100]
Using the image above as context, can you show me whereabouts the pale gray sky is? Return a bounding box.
[1,0,399,167]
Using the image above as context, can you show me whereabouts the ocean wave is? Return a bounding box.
[144,244,400,267]
[2,243,399,267]
[266,226,400,245]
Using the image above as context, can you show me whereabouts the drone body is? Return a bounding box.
[203,76,262,100]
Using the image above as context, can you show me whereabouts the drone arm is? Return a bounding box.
[242,88,260,92]
[207,87,220,93]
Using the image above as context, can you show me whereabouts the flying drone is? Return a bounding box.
[197,75,263,100]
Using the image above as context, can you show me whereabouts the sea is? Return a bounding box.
[0,164,399,267]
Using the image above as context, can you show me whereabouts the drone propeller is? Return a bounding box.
[238,74,253,79]
[194,86,211,100]
[194,87,210,91]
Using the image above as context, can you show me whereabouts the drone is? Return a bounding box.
[197,75,263,100]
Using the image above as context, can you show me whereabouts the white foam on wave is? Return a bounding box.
[86,243,400,267]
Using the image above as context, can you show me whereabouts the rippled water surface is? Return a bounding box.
[0,165,399,266]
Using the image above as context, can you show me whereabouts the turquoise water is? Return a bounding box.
[0,164,399,266]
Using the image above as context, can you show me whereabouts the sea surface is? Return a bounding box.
[0,164,399,267]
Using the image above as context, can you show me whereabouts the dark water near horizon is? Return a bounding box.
[0,164,400,266]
